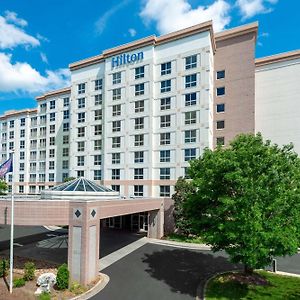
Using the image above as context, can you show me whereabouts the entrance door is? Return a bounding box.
[139,212,148,232]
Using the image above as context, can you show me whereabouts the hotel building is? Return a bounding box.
[0,20,299,198]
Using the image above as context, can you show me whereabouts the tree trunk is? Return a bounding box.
[244,264,254,275]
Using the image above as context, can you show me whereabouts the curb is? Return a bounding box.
[147,238,211,250]
[70,273,110,300]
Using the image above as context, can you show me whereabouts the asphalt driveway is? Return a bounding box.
[92,243,242,300]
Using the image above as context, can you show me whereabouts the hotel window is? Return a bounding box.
[2,132,6,140]
[94,155,101,166]
[160,97,171,110]
[135,100,144,113]
[112,185,120,192]
[78,98,85,109]
[63,97,69,107]
[160,115,171,128]
[134,117,144,130]
[94,140,102,150]
[112,88,121,100]
[30,151,37,160]
[30,140,37,149]
[29,186,36,194]
[185,111,197,125]
[39,162,46,171]
[112,137,121,148]
[112,72,121,85]
[216,103,225,113]
[20,140,25,149]
[62,148,69,157]
[77,170,84,177]
[9,120,14,128]
[160,168,170,179]
[112,104,121,116]
[217,87,225,96]
[95,79,103,91]
[184,167,190,179]
[160,80,171,93]
[184,148,196,161]
[95,125,102,135]
[160,150,170,162]
[40,150,46,160]
[19,186,24,193]
[20,152,25,160]
[63,136,69,144]
[49,161,55,170]
[159,185,171,197]
[77,156,85,166]
[50,124,55,134]
[94,109,102,121]
[112,153,120,164]
[134,151,144,163]
[135,66,145,79]
[134,134,144,146]
[19,174,24,182]
[50,100,56,109]
[49,149,55,158]
[216,137,225,146]
[40,103,46,113]
[40,127,46,137]
[49,137,55,146]
[78,83,86,94]
[31,117,37,126]
[185,130,196,143]
[185,54,197,69]
[94,170,102,180]
[217,70,225,80]
[160,132,171,145]
[134,168,143,180]
[135,83,145,96]
[161,62,171,75]
[75,147,85,161]
[112,169,120,180]
[112,120,121,132]
[40,115,46,125]
[185,74,197,88]
[77,127,85,137]
[49,173,55,182]
[49,113,55,122]
[20,118,25,126]
[95,94,102,106]
[62,160,69,169]
[78,112,85,123]
[9,131,14,139]
[134,185,143,197]
[19,163,24,171]
[217,120,225,129]
[29,173,36,182]
[63,123,69,132]
[63,110,69,120]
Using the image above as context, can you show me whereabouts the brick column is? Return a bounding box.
[68,203,100,285]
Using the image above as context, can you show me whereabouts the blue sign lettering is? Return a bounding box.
[112,52,144,68]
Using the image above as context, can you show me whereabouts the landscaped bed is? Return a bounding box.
[163,233,204,244]
[0,255,101,300]
[205,270,300,299]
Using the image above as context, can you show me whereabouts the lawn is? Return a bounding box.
[205,271,300,299]
[164,233,204,244]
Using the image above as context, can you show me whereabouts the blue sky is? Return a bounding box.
[0,0,298,114]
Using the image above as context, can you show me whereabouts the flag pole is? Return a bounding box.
[9,151,14,294]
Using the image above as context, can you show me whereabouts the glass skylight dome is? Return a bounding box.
[41,177,120,200]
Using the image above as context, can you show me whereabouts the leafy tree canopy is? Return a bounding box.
[0,179,8,195]
[185,133,300,271]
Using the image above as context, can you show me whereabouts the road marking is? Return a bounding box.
[13,243,23,247]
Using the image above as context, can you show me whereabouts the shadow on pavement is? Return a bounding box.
[142,248,243,298]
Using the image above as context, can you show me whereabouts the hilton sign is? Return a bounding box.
[111,51,144,68]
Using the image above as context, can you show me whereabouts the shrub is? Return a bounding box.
[38,292,51,300]
[13,277,25,288]
[24,261,35,281]
[69,281,87,295]
[56,263,69,290]
[0,259,9,277]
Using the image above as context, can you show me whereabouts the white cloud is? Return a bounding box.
[40,52,48,64]
[0,53,70,93]
[0,12,40,49]
[236,0,278,19]
[128,28,137,37]
[140,0,231,34]
[95,0,130,34]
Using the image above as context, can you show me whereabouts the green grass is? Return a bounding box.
[205,271,300,300]
[164,233,204,244]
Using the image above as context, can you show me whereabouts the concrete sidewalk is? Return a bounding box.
[147,238,211,250]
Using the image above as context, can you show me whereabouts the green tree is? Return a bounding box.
[63,177,76,183]
[0,179,8,195]
[185,133,300,274]
[172,177,196,235]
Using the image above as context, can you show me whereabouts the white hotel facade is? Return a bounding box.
[0,20,299,198]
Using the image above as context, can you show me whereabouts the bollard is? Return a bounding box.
[272,258,277,273]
